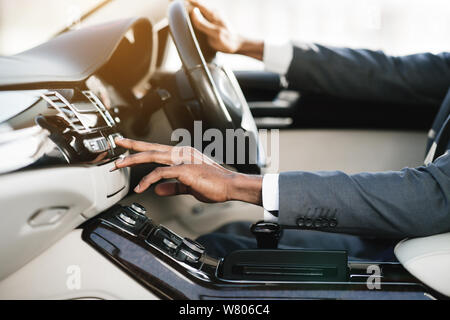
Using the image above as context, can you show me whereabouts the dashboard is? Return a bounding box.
[0,0,259,286]
[0,82,133,280]
[0,16,160,281]
[0,85,125,175]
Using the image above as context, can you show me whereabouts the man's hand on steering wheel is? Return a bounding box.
[188,0,264,60]
[114,137,263,206]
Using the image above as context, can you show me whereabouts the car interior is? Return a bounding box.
[0,0,449,300]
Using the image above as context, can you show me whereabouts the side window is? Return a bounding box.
[205,0,450,70]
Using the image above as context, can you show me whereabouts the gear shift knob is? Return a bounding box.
[250,221,283,249]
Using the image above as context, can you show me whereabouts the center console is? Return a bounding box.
[82,204,445,300]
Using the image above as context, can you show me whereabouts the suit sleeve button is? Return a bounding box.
[296,218,305,227]
[329,218,338,228]
[314,218,323,228]
[305,219,313,227]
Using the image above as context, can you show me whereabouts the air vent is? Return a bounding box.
[83,91,115,127]
[41,91,115,134]
[41,92,88,133]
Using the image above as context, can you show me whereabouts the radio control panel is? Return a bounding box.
[94,204,217,274]
[36,89,126,164]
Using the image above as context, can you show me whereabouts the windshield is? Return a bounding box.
[0,0,107,56]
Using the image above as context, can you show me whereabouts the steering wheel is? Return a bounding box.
[168,0,266,172]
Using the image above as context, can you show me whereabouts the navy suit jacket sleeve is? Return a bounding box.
[279,151,450,238]
[286,43,450,106]
[278,44,450,238]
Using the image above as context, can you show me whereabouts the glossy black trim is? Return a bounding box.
[1,88,128,173]
[81,205,446,300]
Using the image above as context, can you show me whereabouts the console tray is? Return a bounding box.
[220,249,348,282]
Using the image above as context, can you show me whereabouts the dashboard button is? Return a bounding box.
[130,203,147,216]
[163,238,178,250]
[179,249,200,263]
[176,238,205,264]
[182,238,205,255]
[109,133,123,149]
[83,137,109,153]
[118,213,136,226]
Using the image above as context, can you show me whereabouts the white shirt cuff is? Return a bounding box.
[264,210,279,223]
[263,40,293,75]
[262,174,280,222]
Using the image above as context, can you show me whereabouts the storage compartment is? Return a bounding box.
[220,249,348,282]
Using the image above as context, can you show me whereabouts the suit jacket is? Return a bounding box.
[279,43,450,238]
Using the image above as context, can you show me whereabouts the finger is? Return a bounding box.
[154,182,190,196]
[135,166,184,193]
[172,146,209,165]
[115,145,214,169]
[191,7,220,37]
[115,137,172,153]
[115,150,174,169]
